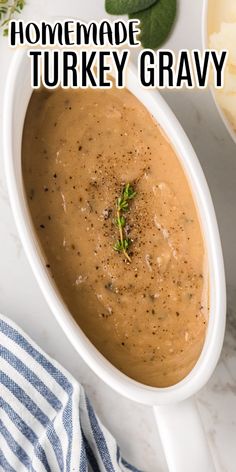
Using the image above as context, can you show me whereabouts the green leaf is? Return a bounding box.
[120,201,129,210]
[116,215,126,228]
[129,0,177,49]
[105,0,157,15]
[123,183,136,201]
[113,240,123,252]
[120,216,126,227]
[123,239,130,249]
[128,190,136,200]
[1,0,26,36]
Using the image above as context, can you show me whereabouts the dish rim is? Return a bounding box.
[3,47,226,405]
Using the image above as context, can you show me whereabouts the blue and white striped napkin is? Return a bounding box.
[0,314,141,472]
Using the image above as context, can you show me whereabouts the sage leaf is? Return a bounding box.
[105,0,157,15]
[129,0,177,49]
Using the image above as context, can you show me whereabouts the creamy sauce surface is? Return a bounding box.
[22,86,208,387]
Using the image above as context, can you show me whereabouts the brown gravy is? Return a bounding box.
[22,86,209,387]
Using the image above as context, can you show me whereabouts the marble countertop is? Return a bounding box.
[0,1,236,470]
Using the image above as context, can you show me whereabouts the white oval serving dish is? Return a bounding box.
[4,46,226,471]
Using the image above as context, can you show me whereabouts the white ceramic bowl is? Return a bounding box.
[202,0,236,145]
[4,48,226,471]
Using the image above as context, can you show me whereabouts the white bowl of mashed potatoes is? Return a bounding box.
[203,0,236,143]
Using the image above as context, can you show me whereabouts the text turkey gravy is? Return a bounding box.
[22,86,209,387]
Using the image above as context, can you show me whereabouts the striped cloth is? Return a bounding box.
[0,314,141,472]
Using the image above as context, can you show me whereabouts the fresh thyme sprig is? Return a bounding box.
[0,0,25,36]
[113,183,136,263]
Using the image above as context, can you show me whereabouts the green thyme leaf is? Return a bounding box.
[116,215,126,228]
[129,0,177,49]
[105,0,157,15]
[123,239,130,250]
[124,184,136,200]
[120,201,129,211]
[114,240,123,252]
[113,238,130,252]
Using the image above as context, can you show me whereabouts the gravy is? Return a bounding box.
[22,86,208,387]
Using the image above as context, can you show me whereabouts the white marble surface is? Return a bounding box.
[0,1,236,471]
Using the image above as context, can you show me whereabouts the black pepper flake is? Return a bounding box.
[103,208,112,220]
[105,282,113,292]
[29,189,34,200]
[40,224,45,229]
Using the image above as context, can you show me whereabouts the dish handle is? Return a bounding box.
[154,398,215,472]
